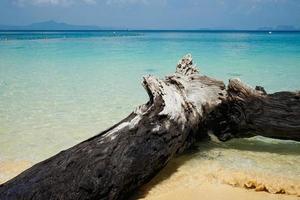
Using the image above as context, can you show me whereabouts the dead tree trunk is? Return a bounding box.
[0,55,226,200]
[206,78,300,142]
[1,55,299,200]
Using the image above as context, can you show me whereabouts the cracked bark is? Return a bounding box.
[208,78,300,141]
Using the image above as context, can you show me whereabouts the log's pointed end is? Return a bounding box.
[176,54,199,76]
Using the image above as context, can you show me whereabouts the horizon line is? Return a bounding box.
[0,29,300,32]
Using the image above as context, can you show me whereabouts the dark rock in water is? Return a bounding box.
[14,46,25,50]
[145,68,156,72]
[227,73,242,77]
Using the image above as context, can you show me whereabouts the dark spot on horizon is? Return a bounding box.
[14,46,25,49]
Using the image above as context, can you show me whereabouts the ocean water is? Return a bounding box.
[0,31,300,194]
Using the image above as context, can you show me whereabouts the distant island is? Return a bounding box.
[0,20,299,31]
[0,20,106,30]
[258,25,299,31]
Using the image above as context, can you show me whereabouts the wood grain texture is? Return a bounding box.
[206,78,300,141]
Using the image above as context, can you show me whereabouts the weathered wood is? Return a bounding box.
[0,54,226,200]
[206,78,300,141]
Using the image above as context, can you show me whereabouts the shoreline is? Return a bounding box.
[136,183,299,200]
[130,139,300,199]
[1,156,299,200]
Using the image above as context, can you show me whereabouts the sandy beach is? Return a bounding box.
[1,161,298,200]
[0,160,32,184]
[2,141,299,200]
[137,183,299,200]
[133,152,300,200]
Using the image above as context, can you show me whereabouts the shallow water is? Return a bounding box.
[0,31,300,194]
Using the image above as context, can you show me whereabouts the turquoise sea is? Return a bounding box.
[0,31,300,195]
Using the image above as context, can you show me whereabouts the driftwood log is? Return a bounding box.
[0,55,226,200]
[0,54,299,200]
[207,78,300,141]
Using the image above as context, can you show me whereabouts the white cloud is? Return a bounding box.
[106,0,169,6]
[14,0,96,6]
[82,0,96,4]
[14,0,168,6]
[106,0,148,5]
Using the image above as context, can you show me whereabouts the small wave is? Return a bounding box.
[207,168,300,196]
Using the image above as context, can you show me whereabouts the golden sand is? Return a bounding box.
[137,183,299,200]
[133,157,299,200]
[0,160,32,184]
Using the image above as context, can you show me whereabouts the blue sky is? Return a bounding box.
[1,0,300,29]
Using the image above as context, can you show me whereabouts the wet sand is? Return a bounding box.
[1,138,299,200]
[133,157,299,200]
[0,160,32,184]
